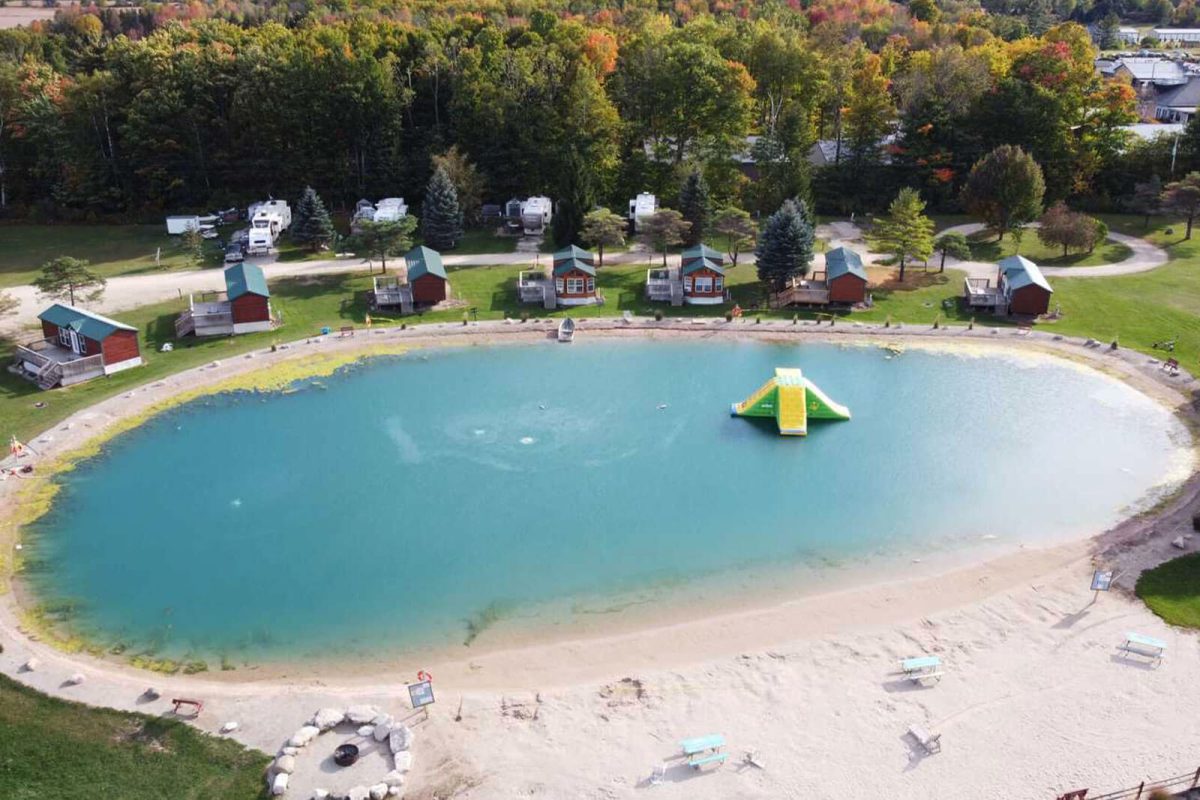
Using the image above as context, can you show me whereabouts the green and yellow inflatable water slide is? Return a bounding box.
[730,367,851,436]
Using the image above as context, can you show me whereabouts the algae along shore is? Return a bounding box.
[9,333,1193,674]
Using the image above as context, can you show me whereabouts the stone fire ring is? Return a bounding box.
[267,704,415,799]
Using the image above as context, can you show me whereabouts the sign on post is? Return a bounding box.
[409,680,435,711]
[1091,570,1114,592]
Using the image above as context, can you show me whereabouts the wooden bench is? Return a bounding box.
[171,698,203,716]
[339,326,355,337]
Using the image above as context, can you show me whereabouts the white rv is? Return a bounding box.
[166,215,201,235]
[521,196,553,236]
[246,228,274,256]
[247,200,292,235]
[628,192,657,233]
[373,197,408,222]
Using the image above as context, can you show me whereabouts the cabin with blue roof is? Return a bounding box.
[370,246,452,313]
[176,262,272,337]
[15,304,142,388]
[964,255,1053,317]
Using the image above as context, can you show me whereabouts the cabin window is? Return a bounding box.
[566,277,585,294]
[695,277,713,293]
[57,327,71,348]
[586,278,595,292]
[715,277,724,292]
[683,277,692,292]
[555,278,564,293]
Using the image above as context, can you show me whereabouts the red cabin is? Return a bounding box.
[15,304,142,388]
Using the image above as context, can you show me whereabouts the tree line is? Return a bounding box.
[0,1,1164,239]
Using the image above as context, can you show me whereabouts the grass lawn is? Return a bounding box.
[0,673,267,800]
[0,224,223,288]
[1,213,1196,442]
[1135,552,1200,629]
[966,230,1133,268]
[443,228,519,255]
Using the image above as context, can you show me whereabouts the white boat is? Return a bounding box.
[557,317,575,343]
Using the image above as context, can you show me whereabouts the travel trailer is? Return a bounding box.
[628,193,657,233]
[246,228,274,256]
[521,196,553,236]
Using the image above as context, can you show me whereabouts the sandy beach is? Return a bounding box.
[2,319,1198,799]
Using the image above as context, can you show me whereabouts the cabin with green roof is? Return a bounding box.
[519,245,600,308]
[772,246,868,307]
[646,244,729,306]
[370,246,451,313]
[176,262,272,337]
[404,246,450,304]
[963,255,1053,317]
[15,304,142,388]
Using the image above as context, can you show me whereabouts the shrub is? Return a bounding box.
[654,310,664,321]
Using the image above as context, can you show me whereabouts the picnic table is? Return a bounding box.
[1119,632,1167,662]
[680,734,728,769]
[900,655,943,684]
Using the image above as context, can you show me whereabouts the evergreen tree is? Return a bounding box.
[678,169,711,246]
[292,186,336,252]
[552,152,594,247]
[755,199,814,290]
[421,166,464,250]
[872,188,935,282]
[33,257,106,306]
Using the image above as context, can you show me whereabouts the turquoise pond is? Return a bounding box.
[26,340,1191,660]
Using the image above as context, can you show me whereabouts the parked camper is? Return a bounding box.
[628,193,657,233]
[504,198,524,233]
[247,228,274,256]
[374,197,408,222]
[166,215,201,235]
[521,196,553,236]
[247,200,292,233]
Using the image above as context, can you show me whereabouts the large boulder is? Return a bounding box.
[271,772,290,796]
[388,726,413,754]
[393,751,413,773]
[387,788,401,798]
[281,746,299,757]
[369,784,389,800]
[345,705,380,725]
[275,754,296,774]
[373,722,392,743]
[371,713,393,728]
[357,725,375,737]
[288,725,320,748]
[312,708,345,731]
[347,787,370,800]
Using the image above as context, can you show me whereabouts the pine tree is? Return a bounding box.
[755,199,814,290]
[872,188,934,282]
[678,170,711,246]
[292,186,336,252]
[422,166,464,250]
[553,152,594,247]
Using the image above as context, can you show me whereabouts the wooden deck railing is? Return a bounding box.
[1057,765,1200,800]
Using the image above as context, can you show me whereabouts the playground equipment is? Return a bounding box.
[731,368,851,436]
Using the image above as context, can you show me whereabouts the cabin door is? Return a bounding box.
[68,330,83,355]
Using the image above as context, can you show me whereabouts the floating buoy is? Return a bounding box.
[657,404,668,410]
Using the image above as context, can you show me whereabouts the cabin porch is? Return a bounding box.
[963,277,1005,310]
[369,276,414,314]
[12,338,107,389]
[771,273,832,307]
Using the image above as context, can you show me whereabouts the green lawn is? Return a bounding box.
[0,673,267,800]
[1135,552,1200,629]
[966,230,1133,268]
[3,213,1198,442]
[0,224,223,287]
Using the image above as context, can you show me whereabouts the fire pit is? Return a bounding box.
[333,743,359,767]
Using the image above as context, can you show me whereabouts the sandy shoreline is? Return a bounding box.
[2,318,1199,799]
